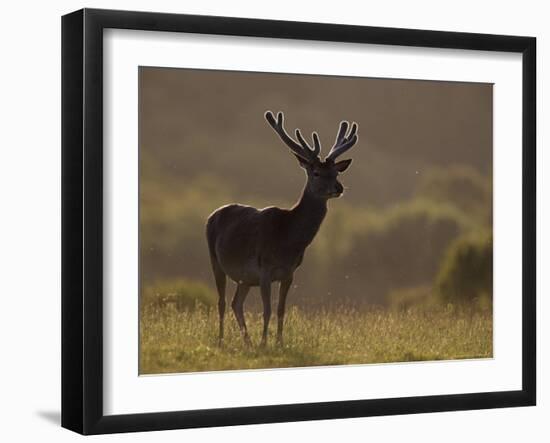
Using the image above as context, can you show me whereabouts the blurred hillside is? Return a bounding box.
[140,67,492,309]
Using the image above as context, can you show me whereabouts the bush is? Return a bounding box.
[142,278,217,312]
[435,233,492,305]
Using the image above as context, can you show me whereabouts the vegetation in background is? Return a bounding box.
[436,233,493,306]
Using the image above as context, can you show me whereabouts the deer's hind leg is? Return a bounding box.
[232,283,252,346]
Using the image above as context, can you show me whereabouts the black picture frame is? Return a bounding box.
[61,8,536,435]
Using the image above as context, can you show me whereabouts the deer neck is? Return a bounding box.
[289,187,328,248]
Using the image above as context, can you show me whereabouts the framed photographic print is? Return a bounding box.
[61,8,536,435]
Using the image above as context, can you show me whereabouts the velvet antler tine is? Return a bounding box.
[295,129,313,152]
[347,122,357,140]
[335,121,349,145]
[265,111,276,127]
[312,132,321,156]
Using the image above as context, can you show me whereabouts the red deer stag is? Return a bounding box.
[206,111,359,346]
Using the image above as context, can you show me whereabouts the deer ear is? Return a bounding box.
[335,159,352,172]
[294,154,311,169]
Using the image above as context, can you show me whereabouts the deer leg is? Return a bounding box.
[260,278,272,347]
[212,262,227,346]
[231,283,252,346]
[277,277,293,345]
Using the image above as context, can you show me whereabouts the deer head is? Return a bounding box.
[265,111,359,199]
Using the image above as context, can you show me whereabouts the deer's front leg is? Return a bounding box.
[277,277,292,345]
[259,277,272,347]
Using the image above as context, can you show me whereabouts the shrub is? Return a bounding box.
[435,232,492,305]
[142,278,217,312]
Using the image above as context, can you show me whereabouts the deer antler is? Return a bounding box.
[325,121,358,161]
[265,111,321,163]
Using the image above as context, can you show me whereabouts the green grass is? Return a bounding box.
[140,304,492,374]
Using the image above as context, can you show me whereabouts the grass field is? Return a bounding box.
[139,303,492,374]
